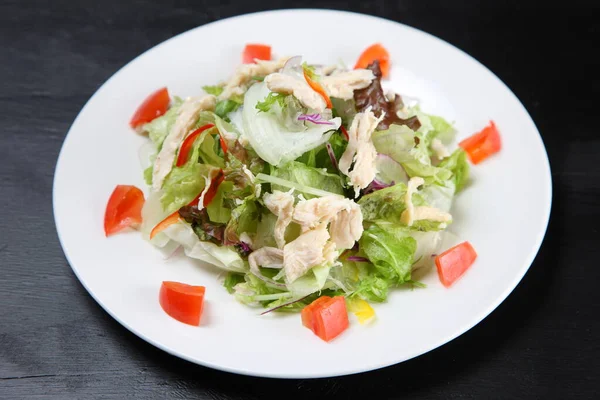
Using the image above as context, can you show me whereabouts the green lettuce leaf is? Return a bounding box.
[272,161,344,198]
[352,275,390,302]
[223,272,245,294]
[256,92,287,113]
[206,181,233,224]
[142,97,183,150]
[215,99,242,121]
[401,160,452,185]
[438,149,470,192]
[202,85,224,96]
[359,225,417,284]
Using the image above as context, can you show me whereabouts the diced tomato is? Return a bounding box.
[149,169,224,239]
[435,241,478,287]
[104,185,145,236]
[301,296,349,342]
[354,43,391,78]
[459,121,502,164]
[301,296,332,331]
[176,124,215,167]
[159,281,206,326]
[129,87,170,128]
[242,44,271,64]
[303,70,333,109]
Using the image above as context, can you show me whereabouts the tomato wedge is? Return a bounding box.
[301,296,349,342]
[303,70,333,109]
[459,121,502,164]
[104,185,145,236]
[175,124,215,167]
[129,87,170,129]
[149,169,225,239]
[159,281,206,326]
[354,43,391,78]
[435,241,478,287]
[242,44,272,64]
[301,296,331,332]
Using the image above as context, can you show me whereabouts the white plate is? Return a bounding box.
[53,9,551,378]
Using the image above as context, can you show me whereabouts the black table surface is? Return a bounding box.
[1,1,598,398]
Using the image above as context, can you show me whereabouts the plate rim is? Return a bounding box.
[53,8,553,378]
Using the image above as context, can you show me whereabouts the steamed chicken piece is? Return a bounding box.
[292,195,355,231]
[329,205,364,249]
[320,69,375,100]
[283,223,332,283]
[263,190,295,249]
[401,176,452,226]
[339,108,383,197]
[264,72,326,112]
[431,138,450,159]
[248,247,284,274]
[152,95,216,190]
[219,57,290,101]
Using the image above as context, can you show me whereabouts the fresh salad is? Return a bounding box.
[104,43,501,341]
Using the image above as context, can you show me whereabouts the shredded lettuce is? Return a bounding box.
[271,161,345,197]
[438,149,470,192]
[142,97,183,150]
[360,225,417,284]
[242,82,341,166]
[203,85,224,96]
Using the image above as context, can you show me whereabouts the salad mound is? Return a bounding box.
[106,43,500,336]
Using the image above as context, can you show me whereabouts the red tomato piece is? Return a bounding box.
[314,297,349,342]
[301,296,332,332]
[159,281,206,326]
[104,185,145,236]
[354,43,391,77]
[435,241,478,287]
[301,296,349,342]
[459,121,502,164]
[242,44,272,64]
[129,87,170,128]
[175,124,215,167]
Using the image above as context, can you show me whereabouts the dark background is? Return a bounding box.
[1,0,598,398]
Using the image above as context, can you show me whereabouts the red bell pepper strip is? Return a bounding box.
[301,296,349,342]
[175,124,215,167]
[149,169,224,239]
[435,241,478,287]
[354,44,391,78]
[159,281,206,326]
[104,185,145,236]
[242,44,271,64]
[303,70,333,109]
[459,121,502,164]
[129,87,170,128]
[340,125,349,140]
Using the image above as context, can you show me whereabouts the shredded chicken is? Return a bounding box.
[400,177,452,226]
[248,246,284,273]
[329,205,364,249]
[264,72,326,112]
[431,138,450,159]
[400,177,424,226]
[283,223,331,282]
[412,206,452,223]
[263,190,295,249]
[338,108,383,197]
[321,69,374,100]
[219,57,289,101]
[152,95,216,190]
[292,195,363,250]
[196,169,220,210]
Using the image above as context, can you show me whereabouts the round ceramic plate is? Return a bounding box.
[54,9,551,378]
